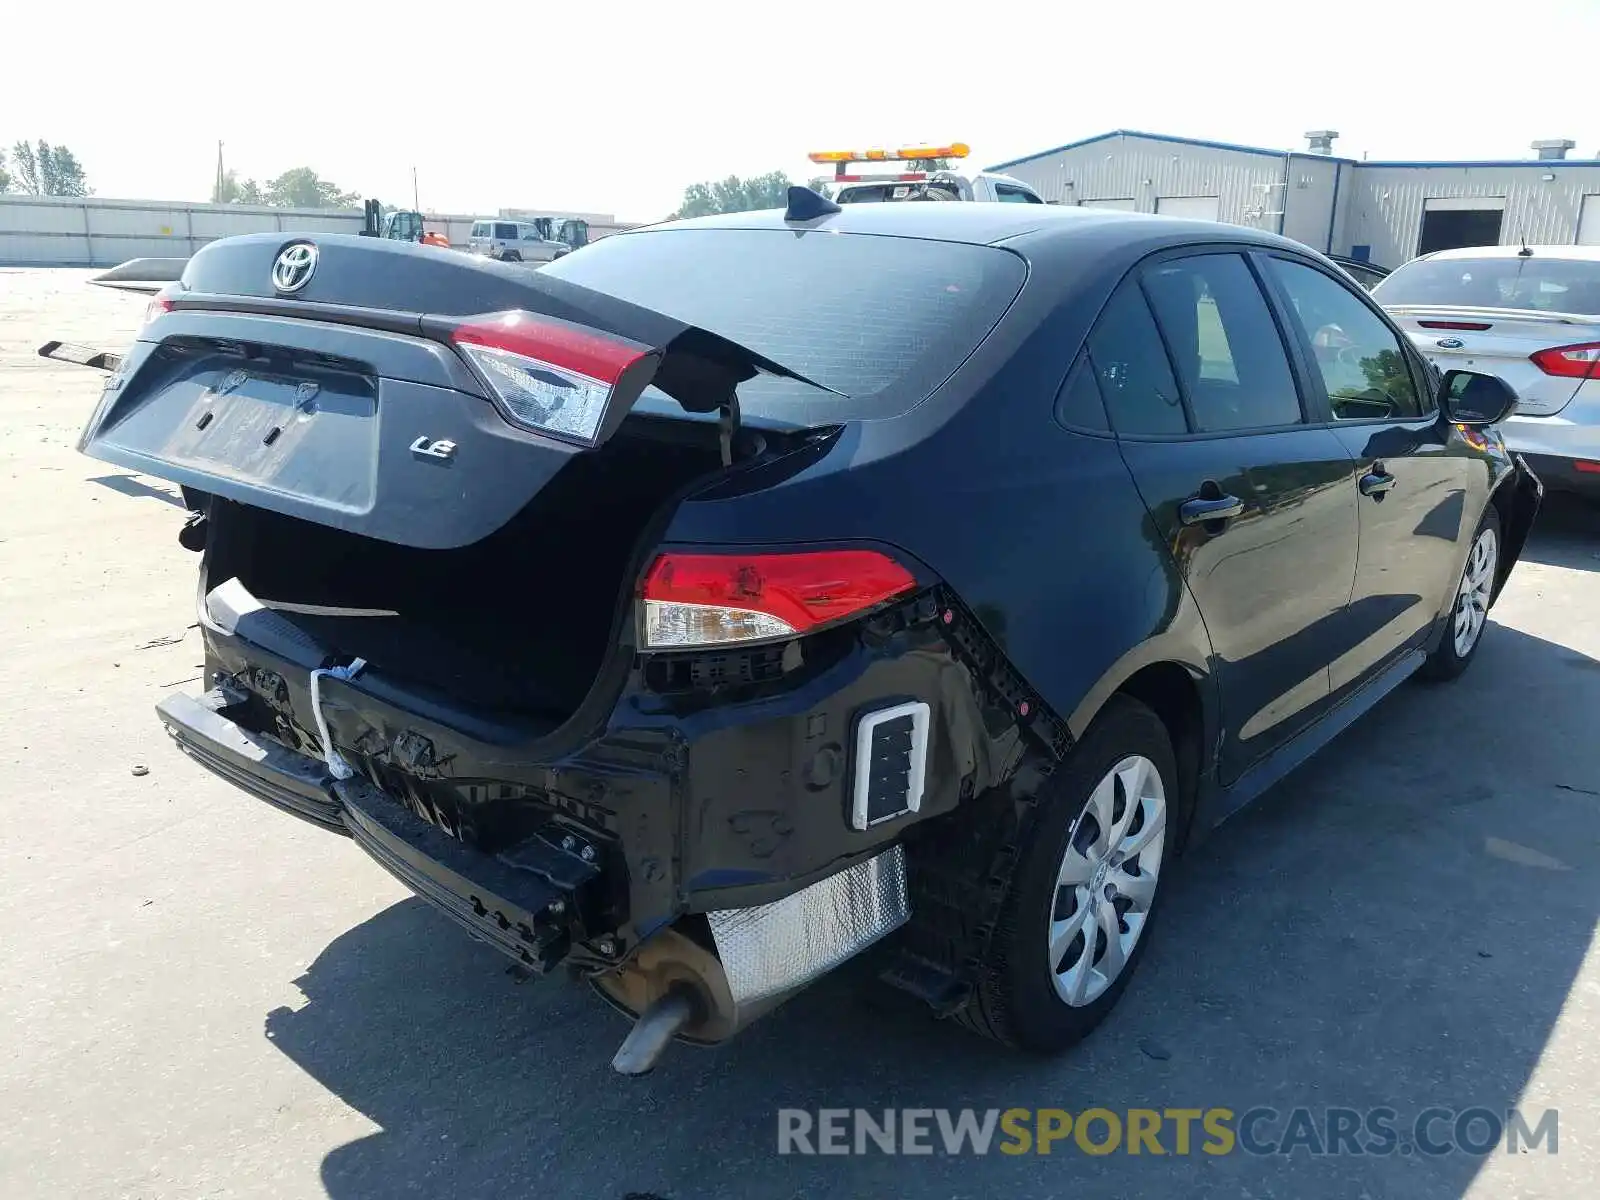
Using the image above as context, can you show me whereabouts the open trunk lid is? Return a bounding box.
[76,232,826,549]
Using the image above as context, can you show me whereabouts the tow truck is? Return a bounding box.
[809,141,1045,205]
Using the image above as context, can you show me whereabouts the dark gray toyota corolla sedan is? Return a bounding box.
[56,195,1541,1072]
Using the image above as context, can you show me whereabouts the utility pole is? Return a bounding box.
[215,140,225,202]
[412,166,420,211]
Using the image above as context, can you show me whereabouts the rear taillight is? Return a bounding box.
[139,290,176,333]
[1530,341,1600,379]
[640,550,917,649]
[1418,320,1493,331]
[451,310,654,445]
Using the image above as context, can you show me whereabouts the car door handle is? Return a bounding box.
[1179,494,1245,526]
[1359,470,1396,498]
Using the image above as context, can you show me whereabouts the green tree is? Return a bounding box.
[8,140,90,196]
[672,170,793,218]
[673,181,717,219]
[1359,348,1415,406]
[805,176,835,199]
[43,145,89,195]
[212,169,267,205]
[740,170,793,210]
[906,157,950,174]
[0,148,10,194]
[262,166,359,209]
[10,140,39,193]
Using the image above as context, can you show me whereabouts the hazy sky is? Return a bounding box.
[6,0,1597,223]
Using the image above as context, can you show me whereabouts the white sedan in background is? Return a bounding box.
[1373,245,1600,501]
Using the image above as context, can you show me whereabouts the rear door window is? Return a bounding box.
[1141,254,1303,432]
[994,184,1043,204]
[1085,283,1187,435]
[1268,258,1426,420]
[540,227,1028,423]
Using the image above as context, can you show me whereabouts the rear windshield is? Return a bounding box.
[1374,255,1600,316]
[540,227,1026,424]
[836,183,962,204]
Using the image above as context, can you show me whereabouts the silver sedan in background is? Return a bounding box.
[1374,245,1600,500]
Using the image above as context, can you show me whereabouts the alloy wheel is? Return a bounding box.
[1049,754,1168,1007]
[1453,526,1498,658]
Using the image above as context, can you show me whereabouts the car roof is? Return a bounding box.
[641,202,1312,257]
[1418,244,1600,263]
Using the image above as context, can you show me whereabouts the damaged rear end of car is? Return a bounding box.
[71,228,1043,1073]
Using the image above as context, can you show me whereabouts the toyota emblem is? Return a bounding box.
[271,242,318,294]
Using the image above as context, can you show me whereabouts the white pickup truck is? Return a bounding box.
[810,141,1046,205]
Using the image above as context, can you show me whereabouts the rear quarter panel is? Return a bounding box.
[662,232,1219,747]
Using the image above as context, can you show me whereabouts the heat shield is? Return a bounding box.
[707,845,910,1006]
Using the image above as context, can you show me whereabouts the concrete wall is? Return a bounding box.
[0,196,361,265]
[0,195,637,266]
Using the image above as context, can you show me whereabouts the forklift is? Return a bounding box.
[546,216,590,256]
[360,199,451,247]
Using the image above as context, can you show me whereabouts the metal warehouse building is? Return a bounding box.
[989,130,1600,270]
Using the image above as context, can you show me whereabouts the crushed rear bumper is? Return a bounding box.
[337,776,579,972]
[157,685,596,975]
[160,572,1036,1033]
[158,690,346,833]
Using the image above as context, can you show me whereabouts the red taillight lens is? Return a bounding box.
[1418,320,1493,331]
[640,550,918,648]
[1574,460,1600,475]
[140,291,176,332]
[451,311,652,445]
[1530,341,1600,379]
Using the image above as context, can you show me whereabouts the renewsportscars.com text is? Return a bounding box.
[776,1106,1559,1157]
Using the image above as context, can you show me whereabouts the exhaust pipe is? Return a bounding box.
[593,928,740,1075]
[610,984,701,1075]
[597,846,911,1074]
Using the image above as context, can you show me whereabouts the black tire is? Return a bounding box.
[956,695,1177,1053]
[503,250,522,262]
[1419,504,1502,683]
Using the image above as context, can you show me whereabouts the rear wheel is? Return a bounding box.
[957,696,1175,1052]
[1420,506,1501,682]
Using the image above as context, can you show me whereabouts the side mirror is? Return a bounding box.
[1439,370,1517,427]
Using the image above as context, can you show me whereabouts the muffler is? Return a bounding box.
[597,845,910,1073]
